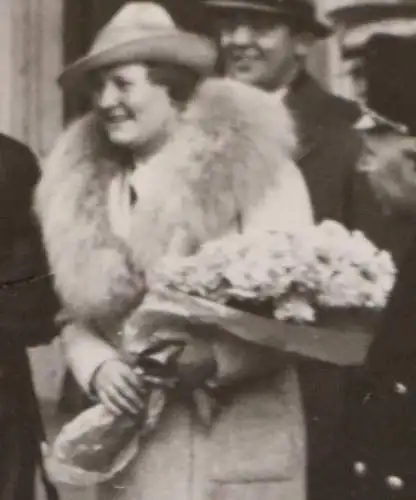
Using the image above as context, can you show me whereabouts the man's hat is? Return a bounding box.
[355,34,416,135]
[59,2,217,88]
[329,0,416,26]
[203,0,332,38]
[328,1,416,59]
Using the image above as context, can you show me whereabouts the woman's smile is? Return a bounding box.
[93,64,176,150]
[104,111,137,131]
[106,111,130,123]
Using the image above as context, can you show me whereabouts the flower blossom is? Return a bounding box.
[152,220,397,323]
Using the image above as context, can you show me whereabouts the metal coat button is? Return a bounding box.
[394,382,408,395]
[386,475,405,490]
[353,461,367,477]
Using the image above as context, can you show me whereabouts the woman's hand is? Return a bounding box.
[150,328,217,388]
[92,359,145,417]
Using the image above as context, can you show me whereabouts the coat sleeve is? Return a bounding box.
[0,137,59,347]
[61,321,120,393]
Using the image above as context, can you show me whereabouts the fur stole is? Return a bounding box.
[35,78,313,329]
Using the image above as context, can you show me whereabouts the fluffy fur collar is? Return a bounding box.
[35,78,313,329]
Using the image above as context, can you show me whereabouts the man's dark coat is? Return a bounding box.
[344,238,416,500]
[0,134,58,500]
[285,72,416,500]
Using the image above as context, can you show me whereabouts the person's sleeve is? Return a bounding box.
[0,141,59,347]
[61,321,120,393]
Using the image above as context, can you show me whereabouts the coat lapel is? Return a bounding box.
[285,73,328,167]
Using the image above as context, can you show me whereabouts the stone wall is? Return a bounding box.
[0,0,63,156]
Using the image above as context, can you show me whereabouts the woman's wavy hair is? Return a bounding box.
[146,62,203,107]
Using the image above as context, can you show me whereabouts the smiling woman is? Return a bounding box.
[89,63,202,154]
[90,64,180,153]
[36,3,313,500]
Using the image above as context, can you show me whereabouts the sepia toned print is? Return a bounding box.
[2,2,416,500]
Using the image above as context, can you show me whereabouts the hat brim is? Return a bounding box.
[204,0,332,38]
[59,32,217,89]
[329,5,416,26]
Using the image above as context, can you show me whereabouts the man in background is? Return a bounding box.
[204,0,363,223]
[326,9,416,497]
[203,1,416,499]
[202,2,366,500]
[329,0,416,264]
[0,133,58,500]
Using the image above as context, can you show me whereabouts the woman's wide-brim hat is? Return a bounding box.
[59,2,217,88]
[204,0,332,38]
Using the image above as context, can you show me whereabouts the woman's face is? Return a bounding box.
[91,63,176,150]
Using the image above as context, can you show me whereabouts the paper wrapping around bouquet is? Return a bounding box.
[44,404,140,486]
[132,289,377,366]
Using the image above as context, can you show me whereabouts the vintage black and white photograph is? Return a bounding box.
[1,1,416,499]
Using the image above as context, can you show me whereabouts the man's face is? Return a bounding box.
[213,9,303,90]
[91,64,175,150]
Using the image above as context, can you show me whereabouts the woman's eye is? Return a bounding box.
[114,77,131,91]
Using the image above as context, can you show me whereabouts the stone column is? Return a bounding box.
[0,0,15,136]
[0,0,64,156]
[0,0,66,406]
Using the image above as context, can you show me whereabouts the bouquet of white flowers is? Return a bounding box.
[151,220,396,323]
[125,220,397,370]
[45,221,396,487]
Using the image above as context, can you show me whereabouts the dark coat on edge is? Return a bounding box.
[343,238,416,500]
[286,72,416,500]
[0,134,58,500]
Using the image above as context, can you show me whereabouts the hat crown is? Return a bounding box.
[337,0,416,7]
[204,0,331,37]
[91,2,178,54]
[329,0,416,26]
[205,0,315,14]
[59,1,217,87]
[274,0,315,16]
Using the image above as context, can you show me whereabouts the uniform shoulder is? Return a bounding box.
[306,81,363,160]
[324,92,361,125]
